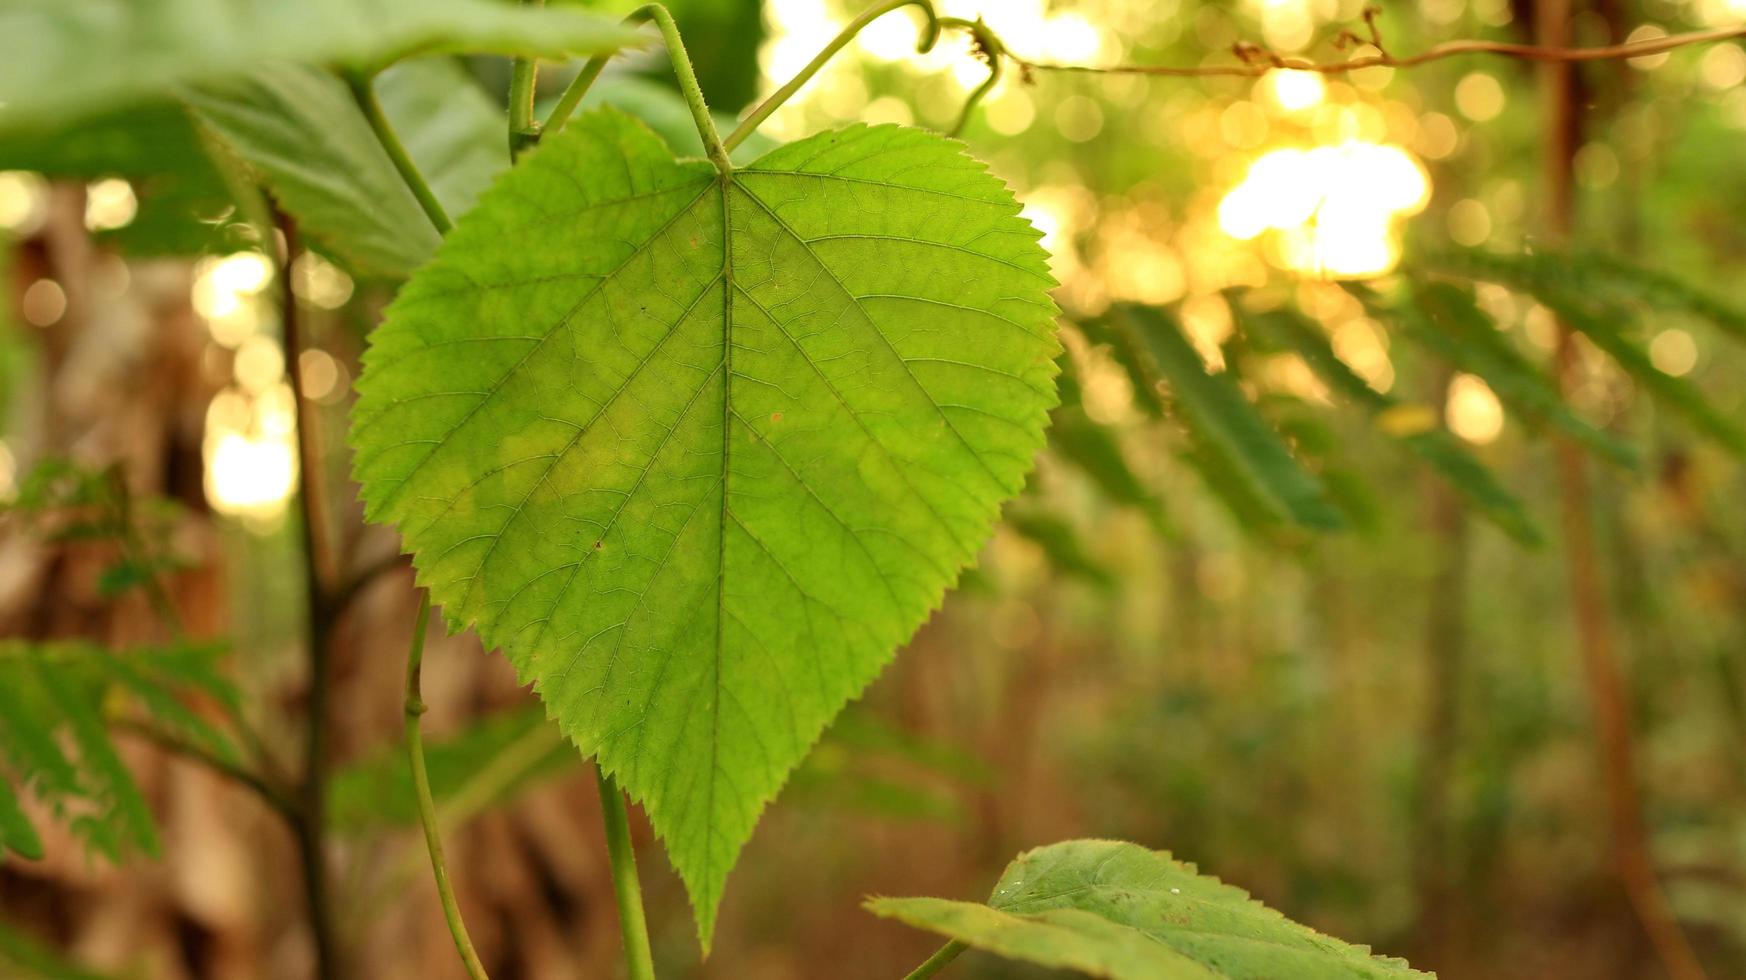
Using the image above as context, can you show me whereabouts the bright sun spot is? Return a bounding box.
[203,383,298,527]
[1265,70,1325,113]
[1218,141,1429,278]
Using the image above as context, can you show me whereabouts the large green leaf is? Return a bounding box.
[0,0,642,132]
[870,839,1430,979]
[350,109,1060,944]
[186,59,504,278]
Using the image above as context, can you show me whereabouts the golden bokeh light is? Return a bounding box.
[203,382,297,526]
[194,251,274,347]
[82,178,136,232]
[21,279,67,327]
[0,171,47,234]
[1217,140,1429,278]
[1263,70,1326,113]
[1454,72,1506,121]
[1447,373,1505,444]
[1649,328,1699,376]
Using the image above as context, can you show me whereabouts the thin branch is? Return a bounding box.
[1008,23,1746,79]
[404,592,491,980]
[113,720,298,821]
[345,72,454,236]
[329,549,406,624]
[901,941,967,980]
[723,0,940,153]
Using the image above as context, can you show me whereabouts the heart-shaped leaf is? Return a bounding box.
[871,839,1431,979]
[350,109,1059,944]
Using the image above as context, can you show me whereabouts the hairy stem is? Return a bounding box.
[901,940,966,980]
[508,0,545,158]
[405,592,490,980]
[723,0,940,153]
[598,770,657,980]
[346,72,454,235]
[543,3,728,173]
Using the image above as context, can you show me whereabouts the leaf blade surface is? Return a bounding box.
[870,839,1432,979]
[350,110,1060,943]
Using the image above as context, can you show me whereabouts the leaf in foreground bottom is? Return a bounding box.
[349,109,1060,945]
[869,839,1432,979]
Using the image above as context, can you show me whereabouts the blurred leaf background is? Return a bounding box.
[3,0,1746,977]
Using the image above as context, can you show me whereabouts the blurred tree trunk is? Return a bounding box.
[1537,1,1707,977]
[1412,373,1469,971]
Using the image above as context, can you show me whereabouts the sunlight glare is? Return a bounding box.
[1218,141,1428,277]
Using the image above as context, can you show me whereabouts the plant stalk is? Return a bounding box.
[723,0,941,153]
[643,4,731,173]
[901,940,966,980]
[282,217,343,980]
[507,0,545,158]
[598,770,657,980]
[346,72,454,235]
[405,592,490,980]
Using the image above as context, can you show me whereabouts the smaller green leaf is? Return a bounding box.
[870,839,1431,979]
[1242,305,1541,544]
[0,777,44,860]
[1006,508,1115,587]
[1423,249,1746,343]
[186,64,441,279]
[1052,356,1165,528]
[1114,305,1343,531]
[0,640,242,862]
[1075,316,1164,418]
[35,662,158,859]
[1361,280,1637,469]
[0,920,114,980]
[0,0,643,132]
[1537,293,1746,456]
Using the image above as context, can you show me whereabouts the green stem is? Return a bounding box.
[346,72,454,235]
[544,4,728,172]
[405,592,490,980]
[543,53,611,139]
[507,0,545,158]
[722,0,941,153]
[597,769,657,980]
[901,940,966,980]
